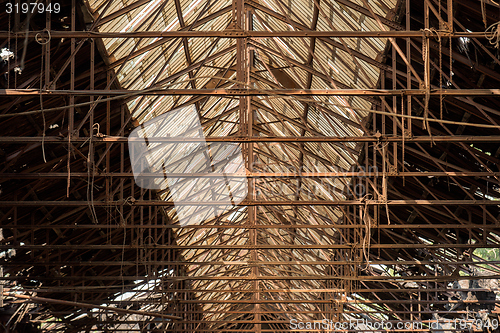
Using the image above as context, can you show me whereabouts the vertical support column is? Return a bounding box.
[235,0,260,331]
[14,0,20,32]
[90,33,95,203]
[422,0,431,141]
[447,0,453,31]
[380,71,387,202]
[45,4,51,89]
[236,0,246,138]
[350,203,357,317]
[70,2,75,127]
[406,0,412,136]
[424,0,430,80]
[68,0,76,198]
[106,71,111,203]
[407,0,413,325]
[392,40,397,171]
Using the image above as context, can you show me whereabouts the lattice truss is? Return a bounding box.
[0,0,500,332]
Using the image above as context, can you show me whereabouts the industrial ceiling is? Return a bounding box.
[1,0,500,332]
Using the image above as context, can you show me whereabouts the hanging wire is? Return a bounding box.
[35,28,51,45]
[449,35,453,86]
[421,28,434,141]
[40,46,47,163]
[360,193,373,272]
[485,22,500,48]
[481,0,488,29]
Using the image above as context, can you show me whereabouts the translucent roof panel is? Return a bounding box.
[86,0,397,329]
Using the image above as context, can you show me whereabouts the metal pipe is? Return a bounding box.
[2,135,500,143]
[2,292,182,320]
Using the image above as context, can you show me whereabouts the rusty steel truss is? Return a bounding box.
[1,0,500,332]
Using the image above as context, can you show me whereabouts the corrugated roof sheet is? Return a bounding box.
[87,0,397,328]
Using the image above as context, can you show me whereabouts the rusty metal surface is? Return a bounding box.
[0,0,499,332]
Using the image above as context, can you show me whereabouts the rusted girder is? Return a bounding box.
[2,135,500,143]
[0,30,485,38]
[0,199,498,206]
[4,261,500,267]
[1,88,500,96]
[1,172,499,178]
[3,223,499,230]
[1,271,499,279]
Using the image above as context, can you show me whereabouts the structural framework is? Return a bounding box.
[1,0,500,332]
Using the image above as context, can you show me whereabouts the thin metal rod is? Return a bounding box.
[1,172,499,178]
[3,223,499,229]
[3,292,182,320]
[0,200,498,206]
[1,244,499,250]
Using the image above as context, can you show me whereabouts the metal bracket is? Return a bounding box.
[403,128,413,139]
[388,165,399,176]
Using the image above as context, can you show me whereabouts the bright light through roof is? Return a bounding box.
[121,0,162,33]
